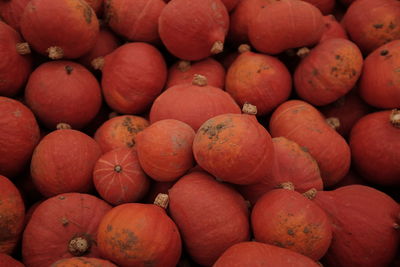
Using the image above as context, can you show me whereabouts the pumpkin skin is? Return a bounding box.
[105,0,165,44]
[159,0,229,61]
[349,110,400,186]
[311,185,400,267]
[193,112,274,185]
[269,100,351,187]
[0,97,40,178]
[97,198,182,267]
[238,136,323,205]
[359,40,400,108]
[85,0,103,16]
[50,257,117,267]
[20,0,99,59]
[251,188,332,260]
[0,175,25,255]
[0,0,30,32]
[25,61,102,130]
[93,148,150,205]
[225,47,292,116]
[319,15,348,43]
[248,0,324,55]
[213,241,321,267]
[22,193,112,267]
[101,42,167,114]
[168,172,250,266]
[0,253,24,267]
[136,119,195,182]
[94,115,149,153]
[166,58,225,89]
[342,0,400,55]
[0,21,32,97]
[302,0,334,15]
[30,128,102,197]
[294,38,363,106]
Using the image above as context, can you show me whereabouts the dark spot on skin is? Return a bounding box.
[380,50,389,56]
[335,55,341,60]
[303,227,310,234]
[273,241,284,247]
[331,66,338,74]
[287,229,295,236]
[373,23,384,29]
[351,69,357,77]
[107,224,112,232]
[83,4,93,24]
[389,21,396,29]
[65,65,73,75]
[61,217,69,226]
[312,69,319,76]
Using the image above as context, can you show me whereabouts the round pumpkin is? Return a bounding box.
[50,257,116,267]
[0,253,24,267]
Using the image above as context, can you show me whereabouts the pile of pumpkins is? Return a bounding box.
[0,0,399,266]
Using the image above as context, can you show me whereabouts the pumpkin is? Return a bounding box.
[294,38,363,106]
[358,40,400,108]
[50,257,117,267]
[0,175,25,254]
[30,126,102,197]
[319,15,348,43]
[158,0,229,60]
[349,110,400,186]
[0,97,40,178]
[251,187,332,260]
[136,119,195,182]
[0,21,32,97]
[0,0,30,32]
[25,61,102,130]
[225,45,292,116]
[22,193,112,267]
[0,253,24,267]
[168,171,250,266]
[97,194,181,267]
[248,0,324,55]
[93,147,150,205]
[104,0,165,44]
[308,185,400,267]
[269,100,351,187]
[20,0,99,59]
[214,241,321,267]
[94,115,149,153]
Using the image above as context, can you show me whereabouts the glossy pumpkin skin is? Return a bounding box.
[0,21,32,97]
[101,42,167,114]
[168,172,250,266]
[0,253,24,267]
[94,115,149,153]
[238,136,323,205]
[136,119,195,182]
[20,0,99,59]
[31,129,102,197]
[213,241,321,267]
[251,188,332,260]
[248,0,324,55]
[22,193,112,267]
[359,40,400,108]
[50,257,117,267]
[319,15,348,43]
[0,175,25,255]
[269,100,351,187]
[349,110,400,186]
[313,185,400,267]
[159,0,229,61]
[226,49,292,116]
[97,202,181,267]
[25,61,102,130]
[105,0,165,43]
[294,38,363,106]
[0,97,40,178]
[193,113,275,185]
[93,148,150,205]
[0,0,30,32]
[343,0,400,55]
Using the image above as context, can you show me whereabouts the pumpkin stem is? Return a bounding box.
[68,235,91,256]
[277,182,295,191]
[47,46,64,60]
[177,60,191,72]
[56,123,72,130]
[242,103,257,115]
[317,262,324,267]
[326,117,340,131]
[154,193,169,209]
[238,44,251,53]
[297,47,310,58]
[390,109,400,128]
[91,56,105,71]
[210,40,224,55]
[303,188,317,200]
[192,74,208,86]
[16,42,31,55]
[65,65,74,75]
[114,165,122,173]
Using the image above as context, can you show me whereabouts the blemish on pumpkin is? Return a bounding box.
[303,226,310,233]
[13,110,21,117]
[335,55,341,60]
[273,240,284,247]
[119,228,138,250]
[380,50,389,56]
[107,224,112,232]
[312,69,319,76]
[61,217,69,226]
[389,21,396,30]
[59,196,66,200]
[287,229,295,236]
[373,23,384,29]
[83,5,93,24]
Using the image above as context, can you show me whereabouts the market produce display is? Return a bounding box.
[0,0,399,266]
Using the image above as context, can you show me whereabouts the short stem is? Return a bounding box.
[277,182,295,191]
[56,123,72,130]
[114,165,122,173]
[303,188,317,200]
[390,109,400,128]
[65,65,73,75]
[326,117,340,131]
[297,47,310,58]
[68,235,91,256]
[47,46,64,60]
[16,42,31,55]
[242,103,257,115]
[238,44,251,53]
[192,74,208,86]
[154,193,169,209]
[210,41,224,55]
[177,60,191,72]
[91,56,105,71]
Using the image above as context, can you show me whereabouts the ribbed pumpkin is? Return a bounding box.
[94,115,149,153]
[0,0,30,32]
[0,175,25,254]
[93,148,150,205]
[25,61,102,130]
[22,193,112,267]
[97,194,181,267]
[214,241,321,267]
[0,21,32,97]
[294,38,363,106]
[359,40,400,108]
[30,126,102,197]
[168,171,250,266]
[319,15,348,43]
[0,253,24,267]
[50,257,117,267]
[0,97,40,178]
[20,0,99,59]
[158,0,229,60]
